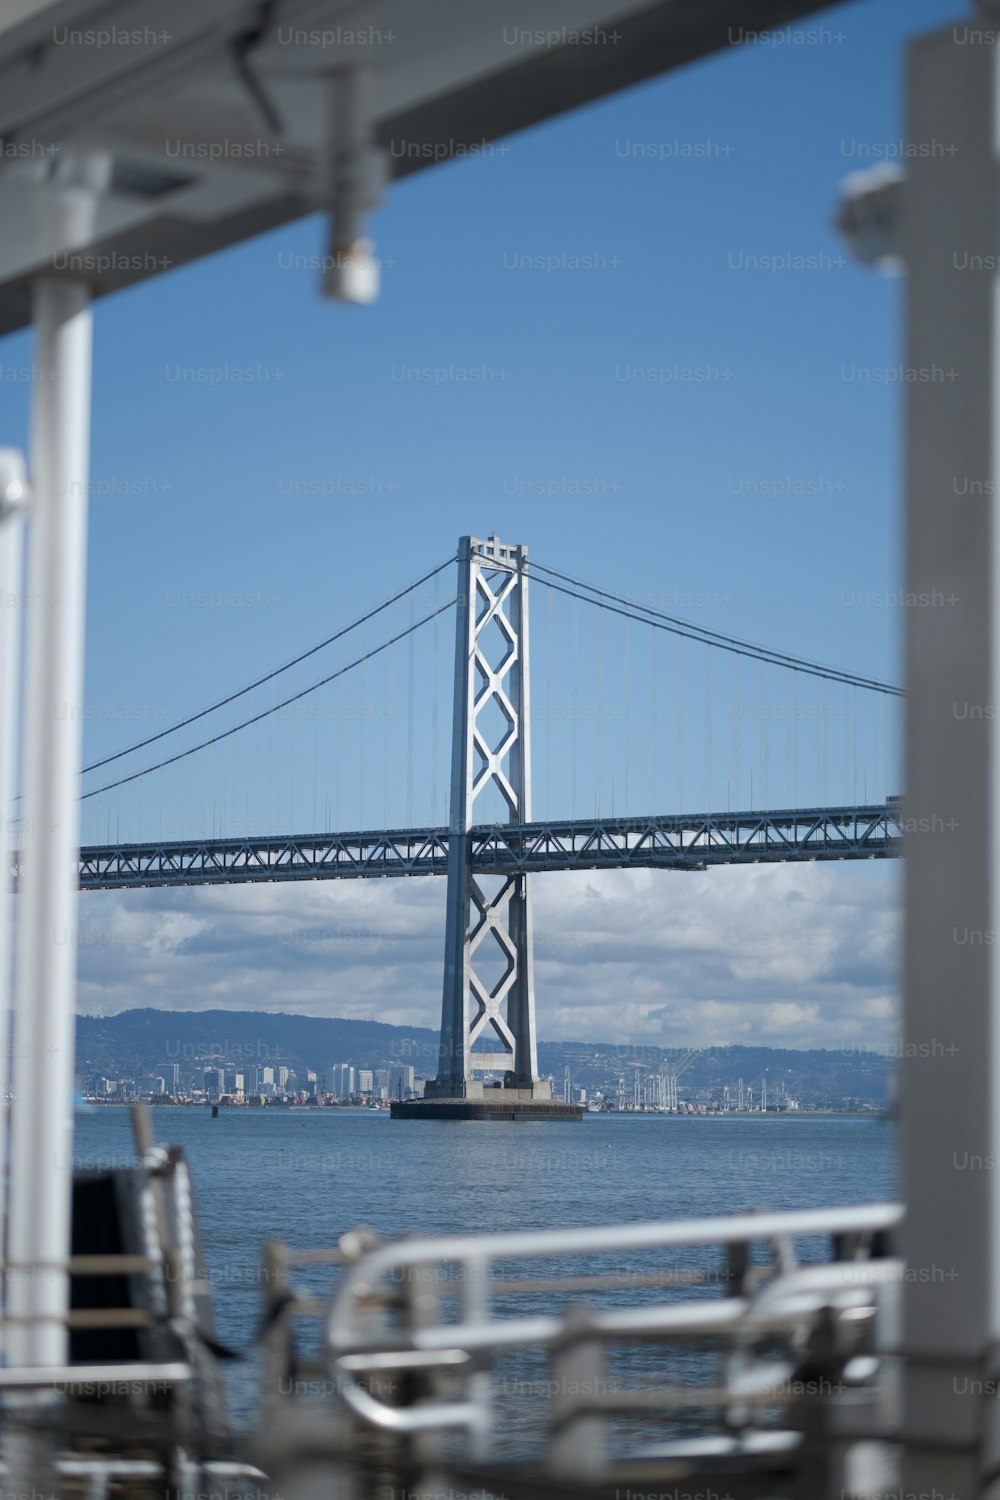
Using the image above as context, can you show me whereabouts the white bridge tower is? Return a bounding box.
[425,534,550,1103]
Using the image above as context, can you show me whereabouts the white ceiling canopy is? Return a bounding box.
[0,0,853,329]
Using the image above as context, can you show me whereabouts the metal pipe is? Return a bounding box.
[0,450,27,1354]
[332,1200,901,1286]
[896,24,1000,1495]
[7,153,104,1366]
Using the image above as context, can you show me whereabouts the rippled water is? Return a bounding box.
[74,1108,897,1429]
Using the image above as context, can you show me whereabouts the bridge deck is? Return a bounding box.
[69,805,902,890]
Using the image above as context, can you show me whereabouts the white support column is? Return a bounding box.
[7,272,92,1366]
[897,24,1000,1495]
[7,179,97,1361]
[0,452,28,1347]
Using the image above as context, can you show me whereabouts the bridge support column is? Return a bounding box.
[417,534,563,1117]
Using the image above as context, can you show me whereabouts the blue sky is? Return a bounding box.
[1,0,958,1043]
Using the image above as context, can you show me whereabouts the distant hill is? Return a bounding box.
[75,1008,441,1078]
[76,1009,894,1107]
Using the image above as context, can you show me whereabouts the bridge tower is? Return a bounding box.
[421,534,558,1112]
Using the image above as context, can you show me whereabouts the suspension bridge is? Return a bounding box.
[23,530,904,1115]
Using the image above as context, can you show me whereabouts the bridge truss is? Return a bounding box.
[71,803,902,892]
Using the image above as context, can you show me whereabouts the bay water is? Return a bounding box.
[73,1108,895,1435]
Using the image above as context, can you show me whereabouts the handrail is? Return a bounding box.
[328,1201,902,1351]
[323,1200,903,1450]
[0,1361,191,1390]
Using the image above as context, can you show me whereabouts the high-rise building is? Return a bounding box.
[326,1063,357,1097]
[357,1069,374,1095]
[247,1064,276,1096]
[203,1067,225,1098]
[389,1062,416,1097]
[165,1062,181,1094]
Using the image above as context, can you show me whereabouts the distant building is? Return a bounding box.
[203,1067,225,1099]
[326,1064,356,1097]
[164,1062,181,1094]
[357,1069,374,1095]
[247,1064,276,1096]
[389,1062,415,1097]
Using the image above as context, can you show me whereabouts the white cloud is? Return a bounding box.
[72,861,901,1050]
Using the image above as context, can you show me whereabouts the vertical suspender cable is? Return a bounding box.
[336,670,344,831]
[359,656,368,825]
[597,605,604,816]
[757,660,764,813]
[246,688,255,836]
[268,723,274,834]
[431,607,439,824]
[841,682,848,806]
[819,675,826,806]
[677,635,684,811]
[383,640,392,826]
[623,616,630,814]
[312,673,320,830]
[705,643,712,809]
[733,655,740,811]
[762,661,769,811]
[650,622,657,812]
[546,583,553,818]
[791,669,798,808]
[408,596,415,824]
[852,684,858,805]
[571,596,578,815]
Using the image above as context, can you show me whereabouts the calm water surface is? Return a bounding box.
[74,1109,896,1424]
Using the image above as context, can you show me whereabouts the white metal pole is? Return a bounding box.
[898,23,1000,1496]
[7,268,93,1365]
[0,453,28,1349]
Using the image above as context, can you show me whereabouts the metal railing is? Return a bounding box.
[0,1110,253,1500]
[313,1201,904,1499]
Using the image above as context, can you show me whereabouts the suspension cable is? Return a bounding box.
[529,559,902,698]
[82,598,455,802]
[81,553,456,777]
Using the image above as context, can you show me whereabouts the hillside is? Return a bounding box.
[76,1009,894,1108]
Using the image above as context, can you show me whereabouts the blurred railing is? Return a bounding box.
[273,1201,905,1500]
